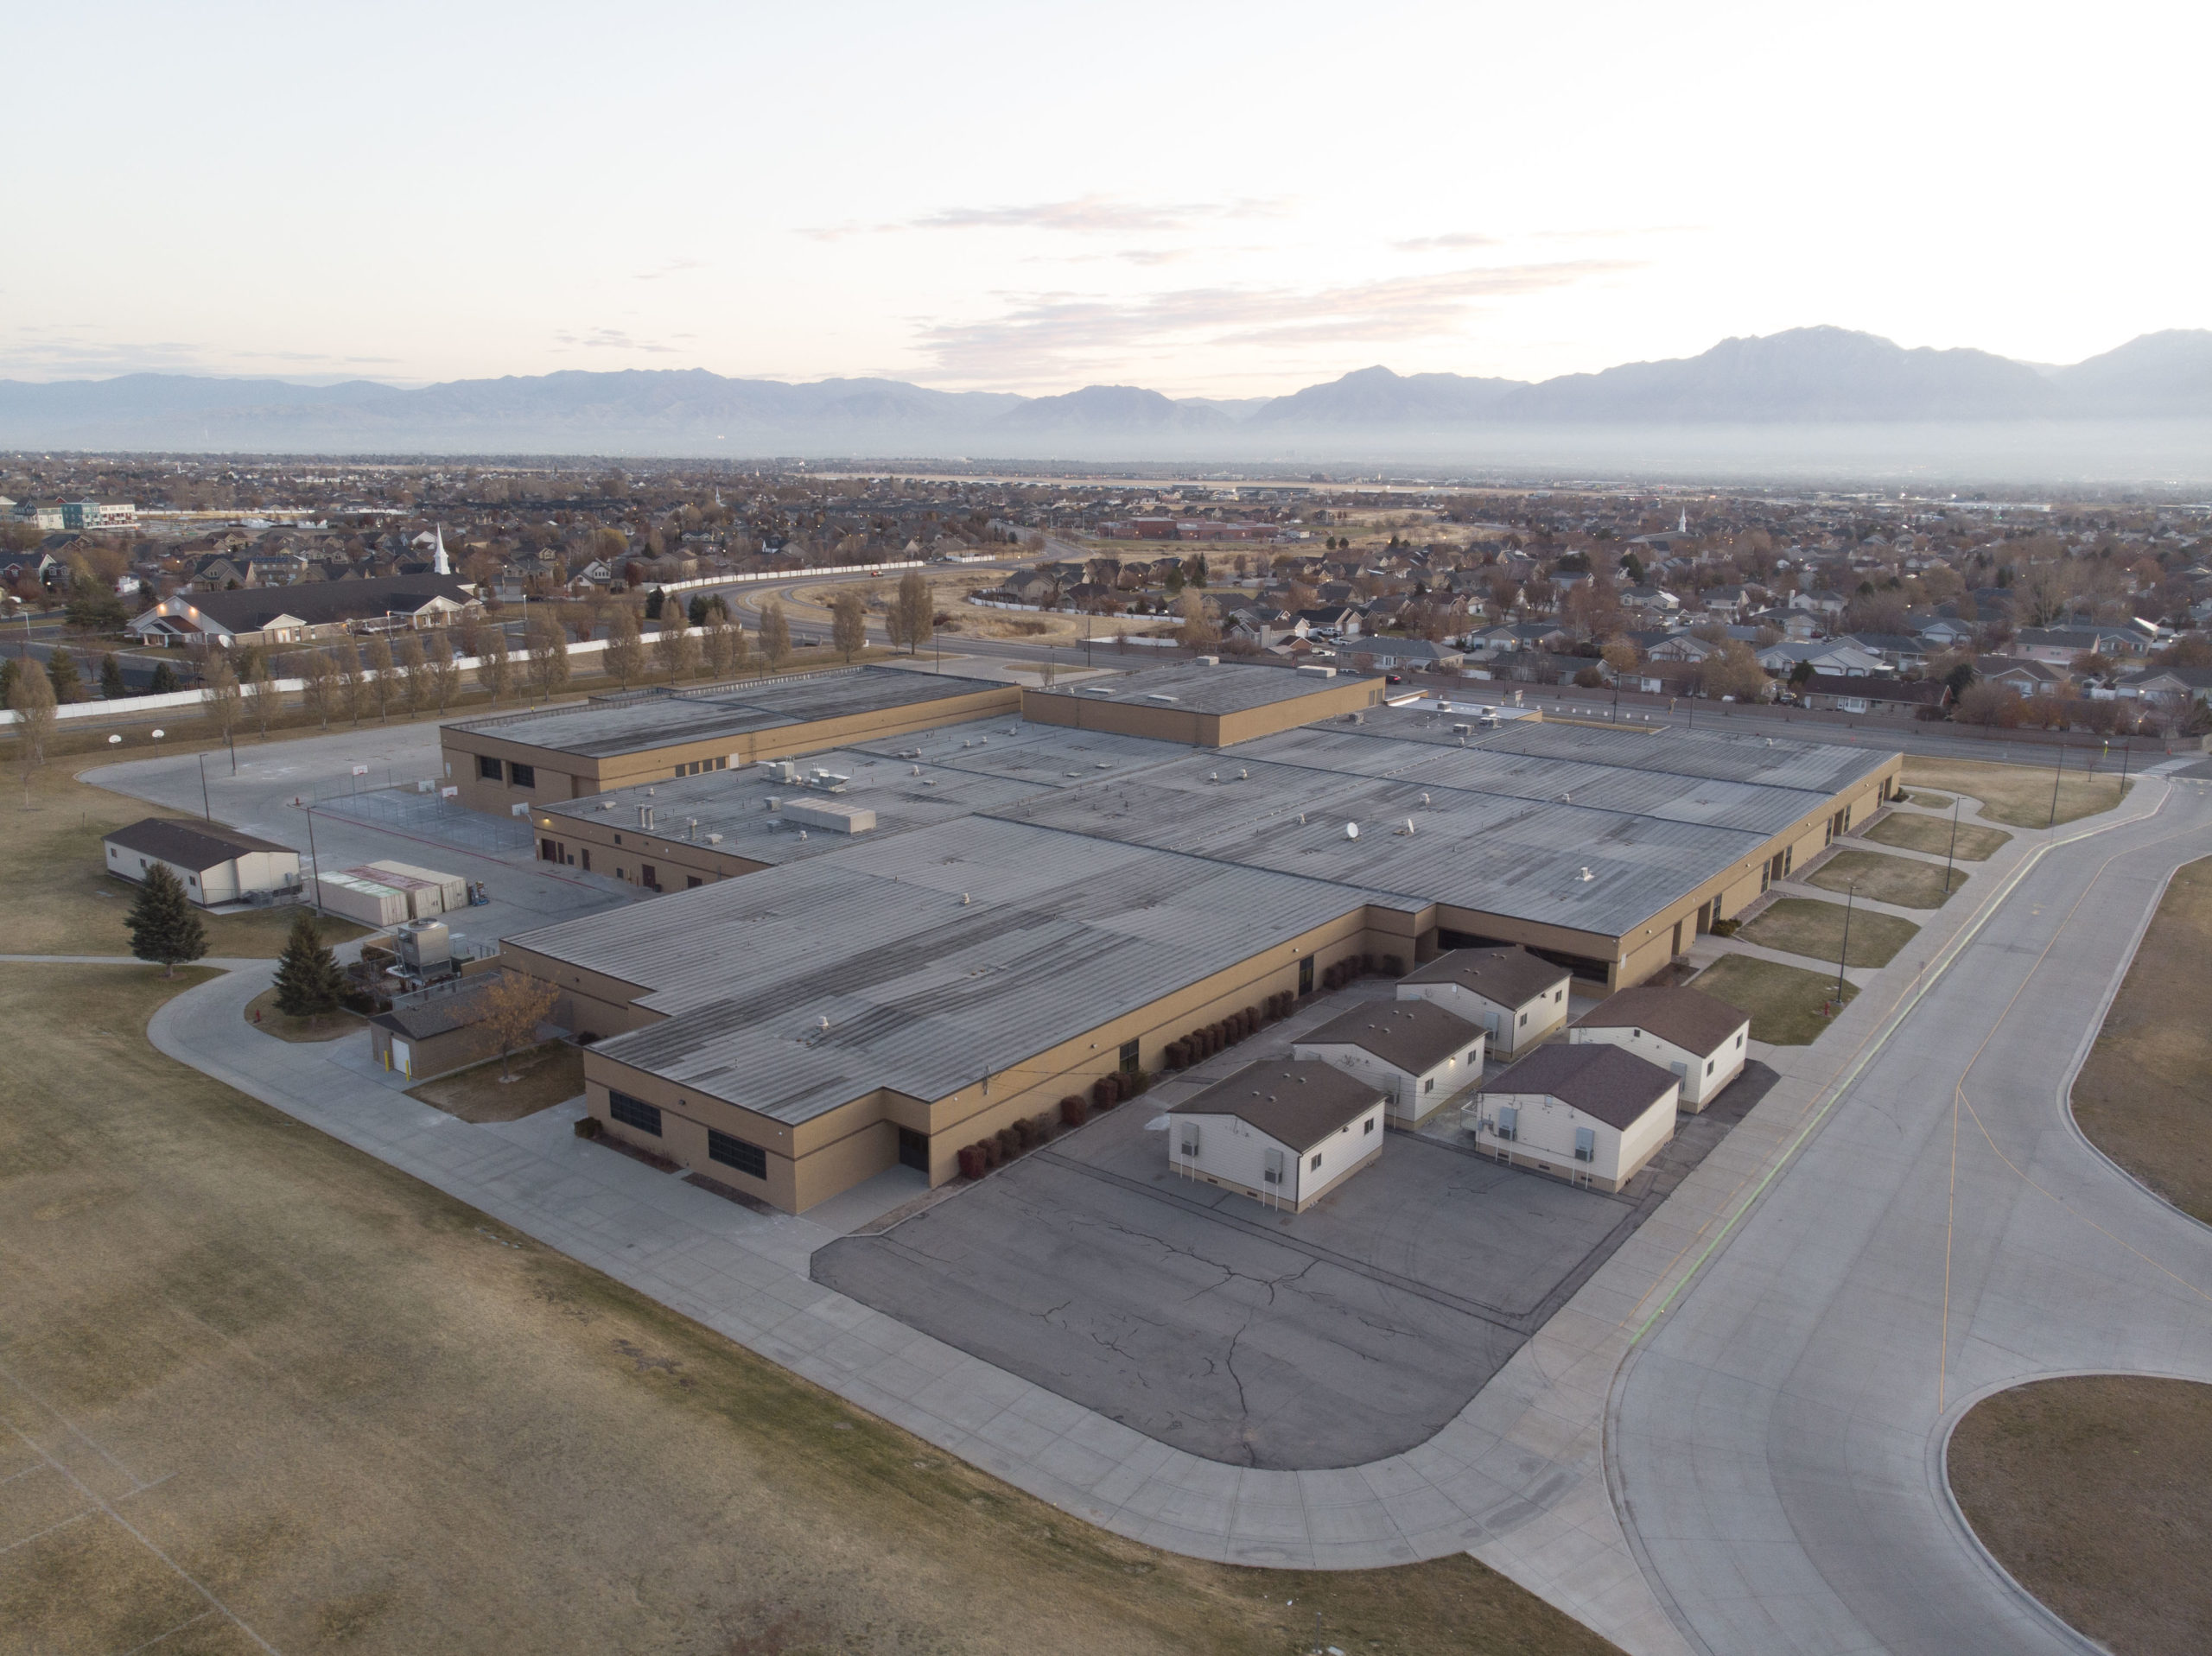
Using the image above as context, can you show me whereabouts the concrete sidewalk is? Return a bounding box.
[124,778,2175,1656]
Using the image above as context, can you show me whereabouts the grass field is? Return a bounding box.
[1738,897,1920,968]
[243,985,365,1044]
[409,1041,586,1123]
[1902,791,1953,808]
[2070,856,2212,1224]
[1949,1374,2212,1656]
[1864,811,2012,862]
[1900,756,2131,829]
[1805,847,1965,910]
[0,963,1617,1656]
[0,760,371,959]
[1688,954,1855,1044]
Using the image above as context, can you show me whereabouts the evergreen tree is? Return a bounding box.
[124,864,208,977]
[271,909,344,1019]
[46,645,84,703]
[149,660,178,694]
[99,651,127,699]
[644,587,665,620]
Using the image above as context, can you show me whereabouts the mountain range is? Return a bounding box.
[3,327,2209,462]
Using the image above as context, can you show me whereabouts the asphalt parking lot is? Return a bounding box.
[816,1004,1777,1470]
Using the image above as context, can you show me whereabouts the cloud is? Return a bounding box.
[632,257,707,281]
[551,327,678,354]
[1391,232,1503,252]
[914,260,1638,384]
[803,194,1287,242]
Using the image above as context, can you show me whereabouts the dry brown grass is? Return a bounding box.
[1689,953,1856,1044]
[2070,856,2212,1223]
[243,985,365,1044]
[1864,810,2012,862]
[0,963,1617,1656]
[409,1041,585,1123]
[1949,1374,2212,1655]
[1804,847,1965,910]
[1738,897,1920,968]
[1901,756,2132,829]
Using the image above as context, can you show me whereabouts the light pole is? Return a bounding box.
[1835,880,1856,1009]
[198,751,212,820]
[1942,796,1961,895]
[2047,743,2063,828]
[302,802,323,910]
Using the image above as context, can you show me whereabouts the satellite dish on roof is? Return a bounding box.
[1344,822,1360,840]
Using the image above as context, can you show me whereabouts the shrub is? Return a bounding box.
[1383,955,1405,977]
[978,1137,1001,1169]
[573,1115,604,1140]
[1091,1075,1116,1109]
[1127,1069,1152,1096]
[1163,1040,1184,1069]
[995,1126,1020,1161]
[1711,917,1741,938]
[1011,1118,1035,1152]
[957,1145,983,1179]
[1060,1094,1090,1127]
[1031,1113,1055,1143]
[1243,1005,1260,1031]
[1362,952,1378,975]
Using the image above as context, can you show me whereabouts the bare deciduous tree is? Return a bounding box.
[472,972,562,1082]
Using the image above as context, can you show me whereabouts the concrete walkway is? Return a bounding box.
[99,775,2185,1656]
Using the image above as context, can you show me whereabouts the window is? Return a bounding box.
[1177,1125,1201,1158]
[1735,1032,1744,1048]
[1298,955,1314,995]
[686,876,702,889]
[1119,1037,1141,1075]
[1574,1126,1596,1163]
[478,754,502,781]
[1262,1147,1285,1185]
[1467,1050,1481,1064]
[580,848,591,872]
[708,1129,766,1177]
[607,1090,662,1136]
[1495,1105,1518,1142]
[1706,1058,1715,1075]
[1308,1152,1323,1171]
[641,865,658,891]
[1423,1076,1434,1094]
[1363,1115,1376,1134]
[1554,988,1564,1003]
[1519,1011,1528,1026]
[509,761,536,789]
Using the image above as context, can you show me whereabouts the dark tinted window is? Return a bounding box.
[607,1090,661,1136]
[708,1129,766,1177]
[508,761,536,789]
[477,754,501,781]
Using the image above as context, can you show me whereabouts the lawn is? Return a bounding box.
[1864,810,2012,863]
[1903,791,1953,808]
[1688,954,1856,1045]
[1949,1374,2212,1656]
[1738,897,1920,968]
[244,984,365,1044]
[2070,855,2212,1224]
[409,1040,586,1123]
[0,962,1618,1656]
[1804,847,1965,910]
[0,758,368,959]
[1901,756,2131,829]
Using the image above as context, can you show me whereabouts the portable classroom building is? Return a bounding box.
[1291,999,1485,1126]
[1395,946,1570,1059]
[1567,985,1751,1110]
[101,817,301,908]
[1167,1060,1387,1213]
[1466,1043,1678,1193]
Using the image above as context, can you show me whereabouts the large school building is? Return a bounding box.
[496,661,1900,1214]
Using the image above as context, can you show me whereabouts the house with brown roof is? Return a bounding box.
[1567,983,1750,1109]
[1167,1061,1388,1212]
[1395,945,1569,1058]
[1466,1043,1679,1192]
[1291,999,1486,1126]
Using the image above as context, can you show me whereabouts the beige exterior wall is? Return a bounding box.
[1396,979,1569,1059]
[1466,1083,1677,1193]
[1020,672,1382,748]
[442,679,1019,815]
[1168,1111,1385,1211]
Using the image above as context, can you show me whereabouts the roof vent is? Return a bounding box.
[1238,768,1249,780]
[960,892,972,905]
[704,833,723,845]
[1208,771,1219,784]
[1345,822,1360,841]
[1578,866,1595,881]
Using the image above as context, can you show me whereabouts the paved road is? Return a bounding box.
[1611,774,2212,1654]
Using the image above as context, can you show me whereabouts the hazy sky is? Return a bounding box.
[9,1,2203,396]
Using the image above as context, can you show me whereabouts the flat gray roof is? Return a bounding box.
[1027,660,1377,719]
[447,665,1006,760]
[536,745,1058,866]
[512,817,1374,1126]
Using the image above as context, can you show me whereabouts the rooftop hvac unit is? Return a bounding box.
[396,918,450,974]
[704,833,723,845]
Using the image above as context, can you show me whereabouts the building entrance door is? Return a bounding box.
[897,1127,930,1172]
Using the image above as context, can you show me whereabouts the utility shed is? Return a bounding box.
[1467,1044,1678,1192]
[1567,984,1751,1110]
[368,977,502,1082]
[1291,999,1485,1126]
[1395,946,1570,1058]
[102,817,300,907]
[1168,1060,1386,1212]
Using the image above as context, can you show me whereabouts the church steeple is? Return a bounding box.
[432,523,451,575]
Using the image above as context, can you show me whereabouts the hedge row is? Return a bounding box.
[954,1071,1154,1181]
[1163,995,1283,1071]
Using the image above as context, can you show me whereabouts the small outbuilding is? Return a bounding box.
[102,817,301,907]
[1395,946,1571,1058]
[1292,999,1485,1126]
[1465,1044,1679,1192]
[368,977,503,1082]
[1169,1060,1387,1212]
[1567,984,1750,1111]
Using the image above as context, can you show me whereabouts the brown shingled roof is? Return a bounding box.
[1298,999,1484,1074]
[1170,1060,1386,1152]
[104,815,296,871]
[1480,1043,1677,1130]
[1575,985,1749,1057]
[1400,945,1569,1007]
